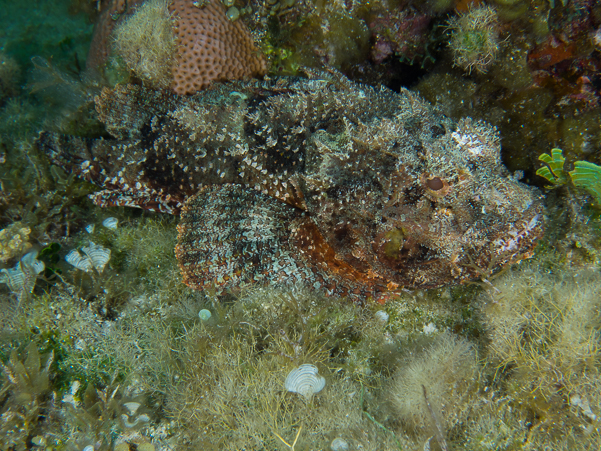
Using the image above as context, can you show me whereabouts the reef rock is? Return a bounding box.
[38,71,543,301]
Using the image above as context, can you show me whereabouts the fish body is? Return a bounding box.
[39,72,543,300]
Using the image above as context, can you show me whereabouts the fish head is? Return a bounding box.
[301,117,544,290]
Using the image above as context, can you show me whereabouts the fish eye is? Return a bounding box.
[426,177,444,191]
[421,174,451,198]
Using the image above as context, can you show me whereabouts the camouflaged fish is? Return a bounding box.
[38,71,544,301]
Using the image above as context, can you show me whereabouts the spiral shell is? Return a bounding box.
[285,364,325,399]
[330,438,349,451]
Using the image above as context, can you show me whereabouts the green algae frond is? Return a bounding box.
[536,147,568,186]
[570,161,601,205]
[537,147,601,205]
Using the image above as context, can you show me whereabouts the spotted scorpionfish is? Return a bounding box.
[38,71,543,301]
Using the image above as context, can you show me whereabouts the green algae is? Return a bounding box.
[538,147,601,207]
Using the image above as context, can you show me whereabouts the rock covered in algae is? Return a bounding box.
[0,223,32,262]
[37,71,543,301]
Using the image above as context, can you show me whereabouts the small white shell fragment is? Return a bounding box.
[198,309,212,321]
[102,217,119,229]
[65,250,93,272]
[85,224,95,234]
[423,322,438,335]
[331,437,349,451]
[374,310,389,324]
[31,436,45,446]
[285,364,325,399]
[121,413,150,428]
[83,447,94,451]
[82,242,111,273]
[123,401,141,415]
[571,395,597,421]
[62,380,81,408]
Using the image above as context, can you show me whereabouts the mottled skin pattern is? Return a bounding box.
[38,71,544,301]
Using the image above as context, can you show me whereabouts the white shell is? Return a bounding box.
[285,364,325,398]
[66,243,111,273]
[199,309,212,321]
[102,217,119,229]
[82,242,111,273]
[375,310,389,324]
[331,438,349,451]
[21,251,45,276]
[85,224,95,234]
[0,266,27,293]
[65,250,93,272]
[0,252,45,298]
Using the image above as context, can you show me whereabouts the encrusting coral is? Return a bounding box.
[168,0,267,94]
[91,0,267,93]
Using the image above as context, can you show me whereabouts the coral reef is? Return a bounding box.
[0,210,600,449]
